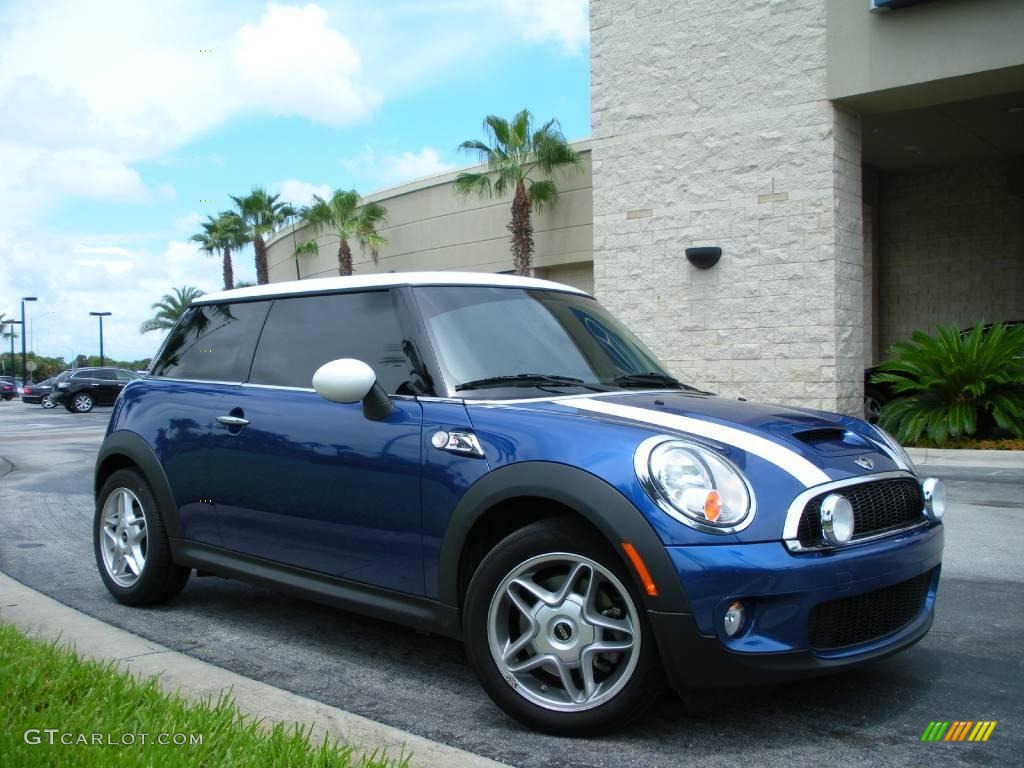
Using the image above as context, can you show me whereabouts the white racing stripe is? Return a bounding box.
[569,398,831,488]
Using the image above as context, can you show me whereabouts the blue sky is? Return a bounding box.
[0,0,590,362]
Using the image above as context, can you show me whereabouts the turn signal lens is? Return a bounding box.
[621,542,658,597]
[703,490,722,522]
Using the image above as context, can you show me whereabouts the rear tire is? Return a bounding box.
[70,392,94,413]
[95,468,190,606]
[463,517,662,735]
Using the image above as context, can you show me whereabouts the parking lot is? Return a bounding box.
[1,400,1021,768]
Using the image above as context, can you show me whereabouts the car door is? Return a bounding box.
[146,300,271,547]
[212,289,427,595]
[91,369,120,404]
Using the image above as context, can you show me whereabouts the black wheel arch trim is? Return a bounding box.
[437,461,690,613]
[95,430,182,540]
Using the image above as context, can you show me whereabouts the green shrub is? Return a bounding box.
[874,322,1024,444]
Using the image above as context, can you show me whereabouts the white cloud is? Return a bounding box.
[232,3,379,126]
[500,0,589,56]
[339,146,454,189]
[274,179,333,207]
[0,1,379,218]
[381,148,455,184]
[174,212,205,235]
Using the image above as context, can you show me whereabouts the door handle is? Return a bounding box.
[217,415,249,426]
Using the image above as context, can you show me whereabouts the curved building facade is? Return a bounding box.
[266,142,593,293]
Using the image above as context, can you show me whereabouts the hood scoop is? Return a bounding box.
[791,427,873,454]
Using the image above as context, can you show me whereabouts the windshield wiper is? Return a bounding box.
[455,374,598,392]
[612,373,707,393]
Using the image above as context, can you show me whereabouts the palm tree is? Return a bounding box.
[455,109,582,275]
[291,239,320,279]
[191,212,246,290]
[1,314,17,374]
[139,286,205,334]
[230,188,297,285]
[296,190,387,277]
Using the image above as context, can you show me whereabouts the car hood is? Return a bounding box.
[519,391,908,486]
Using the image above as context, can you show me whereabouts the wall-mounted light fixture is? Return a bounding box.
[685,246,722,269]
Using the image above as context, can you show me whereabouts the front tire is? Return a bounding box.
[70,392,94,413]
[95,468,190,606]
[463,518,662,735]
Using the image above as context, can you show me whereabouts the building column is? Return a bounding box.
[590,0,865,414]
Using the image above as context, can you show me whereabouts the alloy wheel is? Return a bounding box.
[487,553,641,712]
[73,394,93,412]
[99,487,148,587]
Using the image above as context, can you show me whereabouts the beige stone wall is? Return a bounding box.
[590,0,864,413]
[877,162,1024,355]
[266,144,592,282]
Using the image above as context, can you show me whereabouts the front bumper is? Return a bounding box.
[650,522,943,690]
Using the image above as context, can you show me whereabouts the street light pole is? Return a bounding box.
[89,311,112,366]
[21,296,37,384]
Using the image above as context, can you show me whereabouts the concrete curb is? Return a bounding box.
[0,572,509,768]
[905,447,1024,469]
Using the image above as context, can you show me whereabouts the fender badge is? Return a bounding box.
[855,456,874,470]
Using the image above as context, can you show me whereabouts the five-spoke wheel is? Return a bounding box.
[99,487,148,587]
[487,553,640,712]
[94,468,190,605]
[464,518,661,734]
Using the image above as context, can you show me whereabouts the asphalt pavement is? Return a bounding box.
[1,400,1021,768]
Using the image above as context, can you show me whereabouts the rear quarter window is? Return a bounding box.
[151,302,269,382]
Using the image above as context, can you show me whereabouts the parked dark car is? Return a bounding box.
[49,367,141,413]
[22,377,57,407]
[0,376,23,400]
[93,272,944,734]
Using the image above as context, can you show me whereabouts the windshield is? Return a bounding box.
[413,286,678,398]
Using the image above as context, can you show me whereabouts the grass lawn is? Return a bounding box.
[0,622,409,768]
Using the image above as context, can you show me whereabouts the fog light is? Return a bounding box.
[922,478,945,521]
[820,493,855,546]
[723,600,745,637]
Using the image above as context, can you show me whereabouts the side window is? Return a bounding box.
[95,370,117,380]
[151,302,269,381]
[248,291,413,393]
[71,370,92,380]
[115,370,137,381]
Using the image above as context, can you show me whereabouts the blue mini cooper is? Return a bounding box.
[94,272,945,734]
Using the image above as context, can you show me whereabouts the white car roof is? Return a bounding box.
[195,271,589,305]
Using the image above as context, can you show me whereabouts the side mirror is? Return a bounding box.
[312,358,394,420]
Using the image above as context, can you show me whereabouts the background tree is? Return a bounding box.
[455,109,581,275]
[875,322,1024,444]
[1,314,18,375]
[192,212,246,290]
[139,286,205,334]
[297,190,387,276]
[230,188,296,284]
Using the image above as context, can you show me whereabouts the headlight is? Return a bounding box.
[635,436,754,533]
[872,425,916,473]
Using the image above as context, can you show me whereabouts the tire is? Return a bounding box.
[94,468,190,606]
[42,396,56,409]
[864,389,886,424]
[463,517,662,735]
[70,392,94,413]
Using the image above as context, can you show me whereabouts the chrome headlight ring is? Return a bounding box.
[634,435,756,535]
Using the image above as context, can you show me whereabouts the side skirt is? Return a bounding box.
[172,539,462,640]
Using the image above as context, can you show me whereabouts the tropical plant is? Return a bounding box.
[192,212,246,290]
[291,239,320,279]
[230,188,297,284]
[296,189,387,277]
[455,108,582,275]
[139,286,206,334]
[234,280,256,288]
[874,322,1024,444]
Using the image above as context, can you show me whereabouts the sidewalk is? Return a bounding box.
[0,571,508,768]
[905,447,1024,469]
